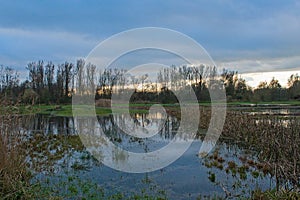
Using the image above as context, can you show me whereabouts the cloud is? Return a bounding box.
[217,56,300,73]
[241,70,300,88]
[0,0,300,74]
[0,27,99,68]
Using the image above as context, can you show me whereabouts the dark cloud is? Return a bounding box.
[0,0,299,72]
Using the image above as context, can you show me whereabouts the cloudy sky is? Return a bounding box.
[1,0,300,86]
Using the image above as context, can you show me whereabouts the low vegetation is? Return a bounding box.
[0,111,31,199]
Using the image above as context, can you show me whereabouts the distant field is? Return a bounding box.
[1,100,299,117]
[0,104,149,117]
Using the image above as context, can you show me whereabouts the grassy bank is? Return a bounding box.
[0,104,151,117]
[1,100,299,117]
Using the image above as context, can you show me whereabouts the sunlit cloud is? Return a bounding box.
[241,70,300,88]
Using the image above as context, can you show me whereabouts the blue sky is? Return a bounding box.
[1,0,300,84]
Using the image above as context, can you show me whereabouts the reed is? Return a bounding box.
[221,111,300,190]
[0,106,31,199]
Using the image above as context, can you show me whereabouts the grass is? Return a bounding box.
[29,172,168,200]
[0,104,150,117]
[221,111,300,191]
[199,107,300,198]
[1,99,299,116]
[0,117,169,200]
[1,100,300,199]
[227,100,300,106]
[0,103,168,199]
[0,112,32,199]
[252,188,300,200]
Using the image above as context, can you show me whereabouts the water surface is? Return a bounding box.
[22,112,277,199]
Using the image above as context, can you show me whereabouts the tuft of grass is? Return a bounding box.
[208,172,216,183]
[252,188,300,200]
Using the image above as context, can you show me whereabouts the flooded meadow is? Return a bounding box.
[8,104,299,199]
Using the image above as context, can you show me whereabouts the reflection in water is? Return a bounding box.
[22,113,275,199]
[21,115,76,135]
[232,105,300,116]
[113,111,168,138]
[98,113,180,145]
[75,111,201,173]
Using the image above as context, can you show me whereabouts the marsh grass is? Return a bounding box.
[197,107,300,198]
[1,101,300,199]
[252,188,300,200]
[220,111,300,191]
[0,111,32,199]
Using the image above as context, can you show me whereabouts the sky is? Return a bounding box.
[1,0,300,87]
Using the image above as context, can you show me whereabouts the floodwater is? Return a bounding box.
[21,111,278,199]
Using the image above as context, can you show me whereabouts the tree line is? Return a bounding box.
[0,59,300,105]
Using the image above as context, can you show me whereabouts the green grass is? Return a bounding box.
[227,100,300,106]
[1,99,299,117]
[0,104,150,117]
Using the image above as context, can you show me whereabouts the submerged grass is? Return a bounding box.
[197,105,300,198]
[30,173,168,200]
[252,188,300,200]
[218,112,300,196]
[1,100,300,199]
[0,103,167,199]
